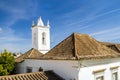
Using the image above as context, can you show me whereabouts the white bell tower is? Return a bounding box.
[32,17,50,54]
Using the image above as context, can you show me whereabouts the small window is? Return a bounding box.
[110,66,119,80]
[112,72,118,80]
[42,32,46,45]
[93,69,106,80]
[96,76,104,80]
[26,67,32,73]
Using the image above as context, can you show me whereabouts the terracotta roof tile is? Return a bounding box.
[16,33,120,61]
[100,42,120,53]
[15,48,43,62]
[0,72,48,80]
[43,33,120,60]
[0,71,65,80]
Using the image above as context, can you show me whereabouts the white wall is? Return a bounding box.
[37,27,50,54]
[17,59,79,80]
[78,58,120,80]
[32,26,50,54]
[16,58,120,80]
[32,27,38,49]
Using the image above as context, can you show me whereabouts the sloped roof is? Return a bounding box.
[0,72,48,80]
[15,48,43,62]
[43,33,120,60]
[100,42,120,53]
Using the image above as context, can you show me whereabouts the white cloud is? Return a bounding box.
[0,36,27,42]
[94,8,120,18]
[91,27,120,36]
[0,0,38,52]
[0,27,2,33]
[59,7,120,31]
[90,27,120,41]
[0,27,31,52]
[0,43,31,53]
[0,0,38,28]
[54,7,120,44]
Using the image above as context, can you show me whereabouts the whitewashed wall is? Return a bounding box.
[16,58,120,80]
[16,60,79,80]
[78,58,120,80]
[32,26,50,54]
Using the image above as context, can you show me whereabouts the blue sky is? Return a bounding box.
[0,0,120,53]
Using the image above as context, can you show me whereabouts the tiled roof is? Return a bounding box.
[0,71,64,80]
[15,48,43,62]
[15,33,120,61]
[0,72,48,80]
[43,33,120,60]
[100,42,120,53]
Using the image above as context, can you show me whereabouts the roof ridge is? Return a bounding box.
[45,33,88,55]
[15,48,43,62]
[44,33,75,55]
[28,48,34,58]
[0,72,44,77]
[115,45,120,51]
[73,32,90,36]
[25,48,33,58]
[111,44,120,53]
[73,33,77,58]
[42,32,120,60]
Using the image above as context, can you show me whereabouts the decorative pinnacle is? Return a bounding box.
[37,16,44,26]
[32,21,34,27]
[47,20,50,27]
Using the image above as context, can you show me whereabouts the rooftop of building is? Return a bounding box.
[15,32,120,62]
[0,71,64,80]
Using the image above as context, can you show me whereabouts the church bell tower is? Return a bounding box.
[32,17,50,54]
